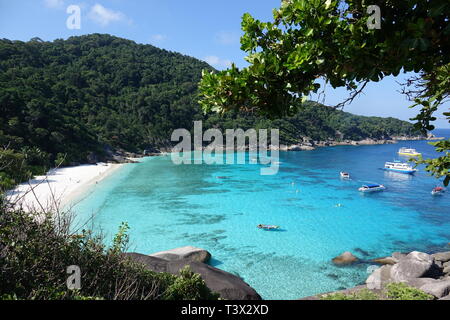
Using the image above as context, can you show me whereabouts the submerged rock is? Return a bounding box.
[123,252,262,300]
[332,251,359,265]
[149,246,211,263]
[372,256,397,265]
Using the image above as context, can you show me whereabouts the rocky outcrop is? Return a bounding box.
[149,246,211,263]
[392,252,407,260]
[123,252,261,300]
[390,251,440,282]
[366,265,393,289]
[366,250,450,298]
[392,134,443,141]
[332,251,359,265]
[444,264,450,274]
[414,279,450,298]
[287,144,315,151]
[432,252,450,263]
[304,250,450,300]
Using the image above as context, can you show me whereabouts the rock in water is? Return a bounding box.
[372,256,397,265]
[123,252,262,300]
[149,246,211,263]
[332,252,359,265]
[390,251,439,282]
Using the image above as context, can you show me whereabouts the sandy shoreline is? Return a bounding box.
[7,163,125,213]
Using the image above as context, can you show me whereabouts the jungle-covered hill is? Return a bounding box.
[0,34,418,188]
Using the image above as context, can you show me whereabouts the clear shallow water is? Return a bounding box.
[72,129,450,299]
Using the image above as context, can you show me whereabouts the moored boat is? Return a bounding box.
[340,171,350,179]
[358,184,386,193]
[398,147,421,157]
[383,161,417,174]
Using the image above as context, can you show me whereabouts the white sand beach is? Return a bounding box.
[7,163,124,213]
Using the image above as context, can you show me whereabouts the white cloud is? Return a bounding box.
[214,31,239,45]
[44,0,64,9]
[203,56,232,69]
[150,34,167,42]
[88,3,129,27]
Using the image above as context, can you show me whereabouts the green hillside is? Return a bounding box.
[0,34,418,189]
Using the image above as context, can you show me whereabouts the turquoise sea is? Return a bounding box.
[72,129,450,299]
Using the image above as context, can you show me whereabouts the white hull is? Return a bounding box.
[359,185,386,193]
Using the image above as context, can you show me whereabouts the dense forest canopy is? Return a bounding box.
[0,34,418,189]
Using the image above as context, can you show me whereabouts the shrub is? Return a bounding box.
[321,283,434,301]
[0,206,218,300]
[164,266,220,300]
[321,289,379,300]
[385,283,434,300]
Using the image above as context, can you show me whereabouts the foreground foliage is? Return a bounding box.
[321,289,379,300]
[321,283,434,300]
[385,282,434,300]
[0,204,219,300]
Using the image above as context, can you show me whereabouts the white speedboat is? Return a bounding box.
[383,161,417,174]
[358,184,386,193]
[398,147,421,157]
[431,187,445,196]
[340,172,350,179]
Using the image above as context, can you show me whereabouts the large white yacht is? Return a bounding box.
[383,161,417,174]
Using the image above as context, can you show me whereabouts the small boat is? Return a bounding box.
[358,184,386,193]
[398,147,421,157]
[431,187,445,196]
[383,161,417,174]
[257,224,280,230]
[340,171,350,179]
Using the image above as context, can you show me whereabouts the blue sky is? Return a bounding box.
[0,0,448,128]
